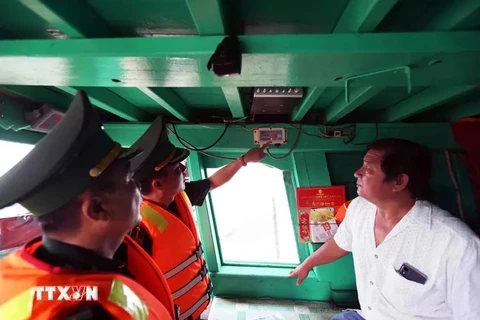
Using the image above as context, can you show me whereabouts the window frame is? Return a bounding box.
[204,160,303,268]
[186,151,326,300]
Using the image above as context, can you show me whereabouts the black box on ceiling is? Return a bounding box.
[250,87,304,115]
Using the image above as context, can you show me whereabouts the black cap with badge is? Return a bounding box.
[0,91,141,216]
[129,116,190,183]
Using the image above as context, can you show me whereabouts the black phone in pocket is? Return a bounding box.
[396,262,428,285]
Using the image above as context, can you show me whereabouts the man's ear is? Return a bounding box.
[392,173,409,192]
[151,178,163,191]
[81,194,110,222]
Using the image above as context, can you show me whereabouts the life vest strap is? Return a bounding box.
[179,281,213,320]
[172,263,208,299]
[175,304,181,320]
[164,243,204,279]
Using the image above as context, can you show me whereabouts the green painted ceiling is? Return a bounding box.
[0,0,479,126]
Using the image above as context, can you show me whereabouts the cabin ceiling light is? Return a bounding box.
[207,35,242,77]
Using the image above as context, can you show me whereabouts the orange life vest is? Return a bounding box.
[335,200,352,224]
[122,235,177,319]
[132,191,212,320]
[0,239,173,320]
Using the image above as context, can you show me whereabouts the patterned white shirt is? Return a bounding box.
[334,197,480,320]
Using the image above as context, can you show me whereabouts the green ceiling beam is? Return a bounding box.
[333,0,398,33]
[328,0,398,122]
[378,86,478,122]
[0,32,479,87]
[5,32,480,57]
[221,87,245,118]
[17,0,112,38]
[57,87,148,121]
[101,123,461,152]
[1,123,463,152]
[291,87,326,121]
[15,0,150,124]
[186,0,245,119]
[446,98,480,121]
[138,87,190,122]
[425,0,480,31]
[185,0,226,35]
[326,86,384,123]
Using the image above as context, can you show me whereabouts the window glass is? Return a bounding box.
[0,140,36,256]
[0,140,34,218]
[206,163,299,265]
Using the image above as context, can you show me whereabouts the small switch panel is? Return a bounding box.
[253,128,287,145]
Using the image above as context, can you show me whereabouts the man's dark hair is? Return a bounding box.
[367,138,432,200]
[35,161,127,233]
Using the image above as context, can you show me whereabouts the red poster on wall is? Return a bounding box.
[296,186,346,243]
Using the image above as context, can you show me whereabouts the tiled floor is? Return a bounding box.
[206,297,340,320]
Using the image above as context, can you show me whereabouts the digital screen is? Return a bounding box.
[259,130,284,141]
[39,114,63,130]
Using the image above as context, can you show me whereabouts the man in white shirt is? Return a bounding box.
[289,138,480,320]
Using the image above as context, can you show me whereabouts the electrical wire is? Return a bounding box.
[266,125,301,160]
[166,120,357,161]
[170,122,229,151]
[167,125,237,160]
[343,123,379,145]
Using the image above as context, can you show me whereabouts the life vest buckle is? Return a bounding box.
[199,263,208,279]
[130,225,145,246]
[207,280,214,295]
[194,243,203,259]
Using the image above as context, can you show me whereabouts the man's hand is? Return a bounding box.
[288,263,311,286]
[243,141,270,163]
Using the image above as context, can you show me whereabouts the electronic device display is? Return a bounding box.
[253,128,287,145]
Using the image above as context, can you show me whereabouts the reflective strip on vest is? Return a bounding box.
[164,244,204,279]
[108,279,149,320]
[179,284,213,320]
[0,288,34,320]
[141,205,169,232]
[171,263,208,300]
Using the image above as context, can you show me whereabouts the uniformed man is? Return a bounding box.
[0,91,174,320]
[127,117,268,320]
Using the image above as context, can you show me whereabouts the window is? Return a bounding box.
[0,140,34,177]
[0,140,34,217]
[0,140,35,257]
[206,163,300,265]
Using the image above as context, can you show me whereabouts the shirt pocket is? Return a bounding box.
[381,265,429,312]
